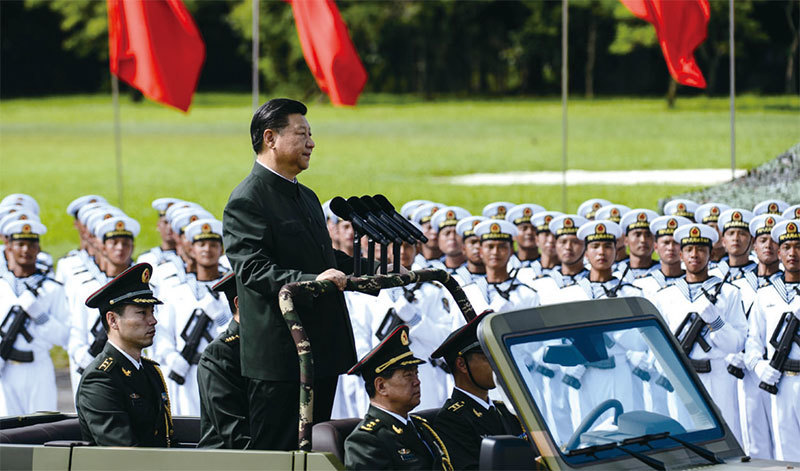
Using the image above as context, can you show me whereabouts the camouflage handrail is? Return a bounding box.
[278,269,476,451]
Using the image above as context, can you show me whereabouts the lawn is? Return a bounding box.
[1,93,798,261]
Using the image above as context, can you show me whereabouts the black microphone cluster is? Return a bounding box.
[328,194,428,275]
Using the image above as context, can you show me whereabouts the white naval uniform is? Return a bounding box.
[652,276,747,444]
[633,269,683,299]
[54,249,82,285]
[1,248,53,276]
[0,271,69,416]
[515,260,555,289]
[411,253,446,271]
[745,275,800,462]
[529,267,588,306]
[451,265,486,287]
[136,247,179,268]
[154,273,231,416]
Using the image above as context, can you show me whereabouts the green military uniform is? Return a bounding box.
[197,319,250,449]
[75,262,173,447]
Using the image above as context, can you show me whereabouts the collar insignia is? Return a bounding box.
[122,367,132,377]
[473,408,483,417]
[392,424,404,434]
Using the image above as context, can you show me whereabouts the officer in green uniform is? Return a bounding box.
[75,263,173,447]
[197,271,250,449]
[432,312,523,470]
[344,325,453,471]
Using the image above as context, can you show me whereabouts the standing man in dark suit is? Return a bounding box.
[222,98,359,451]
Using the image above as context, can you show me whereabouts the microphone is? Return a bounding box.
[329,197,390,245]
[373,194,428,243]
[360,196,417,245]
[347,197,403,245]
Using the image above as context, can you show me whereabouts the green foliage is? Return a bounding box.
[26,0,109,59]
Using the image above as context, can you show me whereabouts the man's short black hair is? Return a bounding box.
[364,369,397,398]
[101,303,129,331]
[250,98,307,153]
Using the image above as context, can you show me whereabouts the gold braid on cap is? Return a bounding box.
[375,351,414,373]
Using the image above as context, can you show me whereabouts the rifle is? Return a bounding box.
[699,272,745,379]
[674,312,712,373]
[77,316,109,375]
[760,312,800,394]
[0,306,34,363]
[376,308,404,341]
[168,308,213,385]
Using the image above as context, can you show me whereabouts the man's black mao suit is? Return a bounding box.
[223,162,359,450]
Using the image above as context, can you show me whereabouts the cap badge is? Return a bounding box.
[710,206,719,215]
[596,223,606,234]
[400,330,410,346]
[523,207,533,217]
[768,203,778,213]
[611,208,619,217]
[471,220,480,228]
[115,221,125,231]
[544,215,553,224]
[677,203,686,211]
[142,268,151,283]
[732,211,742,221]
[89,198,97,203]
[564,218,574,228]
[690,226,701,237]
[788,223,798,234]
[190,215,199,223]
[490,223,501,233]
[794,208,800,219]
[104,213,113,220]
[446,210,455,220]
[637,212,647,222]
[667,218,678,229]
[766,217,775,227]
[592,202,602,210]
[201,223,211,233]
[22,224,31,234]
[497,206,506,215]
[19,215,28,220]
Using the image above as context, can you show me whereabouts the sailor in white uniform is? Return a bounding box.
[517,211,562,288]
[410,202,445,270]
[0,209,53,276]
[426,206,472,274]
[505,204,545,270]
[782,205,800,221]
[136,197,182,267]
[615,209,660,283]
[577,198,611,221]
[594,204,630,269]
[752,200,789,217]
[55,195,108,286]
[0,220,69,416]
[745,219,800,461]
[452,216,487,287]
[151,205,214,297]
[652,223,747,443]
[696,203,732,267]
[634,215,691,298]
[530,215,589,305]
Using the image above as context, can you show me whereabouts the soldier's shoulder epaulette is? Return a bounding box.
[97,356,116,372]
[141,356,160,366]
[409,414,428,423]
[447,400,466,413]
[358,417,382,433]
[223,334,240,343]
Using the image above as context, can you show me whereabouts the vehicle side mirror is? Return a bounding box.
[543,345,585,366]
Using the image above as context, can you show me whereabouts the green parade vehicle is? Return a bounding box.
[1,270,797,470]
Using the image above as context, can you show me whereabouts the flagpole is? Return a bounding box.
[729,0,735,180]
[561,0,569,212]
[112,73,123,209]
[252,0,260,112]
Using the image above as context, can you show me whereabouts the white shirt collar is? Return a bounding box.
[256,159,298,184]
[455,386,494,410]
[372,404,408,425]
[107,340,142,370]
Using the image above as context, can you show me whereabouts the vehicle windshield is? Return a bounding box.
[505,318,723,464]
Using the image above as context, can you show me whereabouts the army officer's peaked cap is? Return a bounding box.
[348,325,425,381]
[86,263,162,313]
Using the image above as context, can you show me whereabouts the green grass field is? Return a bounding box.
[1,93,798,261]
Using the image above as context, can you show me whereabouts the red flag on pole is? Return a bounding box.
[619,0,710,89]
[289,0,368,106]
[107,0,206,112]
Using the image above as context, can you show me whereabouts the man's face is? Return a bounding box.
[108,304,157,350]
[655,236,681,264]
[515,223,537,250]
[779,240,800,273]
[626,228,654,259]
[722,228,752,258]
[461,351,495,390]
[586,240,615,271]
[615,237,627,261]
[480,240,512,270]
[157,217,174,246]
[326,219,339,244]
[437,226,463,257]
[681,244,711,275]
[421,222,438,250]
[103,237,133,266]
[337,221,354,248]
[378,366,421,411]
[399,241,417,269]
[191,240,222,268]
[556,235,584,265]
[179,234,194,262]
[536,231,557,259]
[463,236,483,265]
[8,240,39,269]
[753,234,778,266]
[271,114,315,174]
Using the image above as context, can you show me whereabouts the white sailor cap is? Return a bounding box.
[3,220,47,241]
[77,203,112,226]
[321,199,338,224]
[0,210,40,236]
[695,203,731,224]
[771,219,800,245]
[430,206,471,232]
[171,207,215,235]
[0,194,39,215]
[505,204,544,225]
[400,200,433,219]
[649,215,692,239]
[165,201,203,222]
[782,205,800,221]
[86,209,126,236]
[753,199,789,216]
[549,214,588,238]
[95,216,140,240]
[577,220,621,243]
[152,198,182,216]
[594,204,630,223]
[619,209,659,234]
[718,209,753,234]
[577,198,611,219]
[455,216,487,239]
[663,199,699,220]
[67,195,108,218]
[482,202,516,220]
[749,214,784,238]
[410,203,443,225]
[532,211,563,233]
[184,218,223,243]
[474,220,517,242]
[674,223,718,247]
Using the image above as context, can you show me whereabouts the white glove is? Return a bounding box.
[626,351,648,369]
[393,297,418,323]
[754,360,781,385]
[563,365,586,380]
[169,354,191,378]
[17,290,46,322]
[726,352,745,369]
[197,292,223,321]
[698,302,720,325]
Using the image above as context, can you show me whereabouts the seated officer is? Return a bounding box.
[75,263,174,447]
[344,325,453,470]
[197,271,250,449]
[432,312,523,470]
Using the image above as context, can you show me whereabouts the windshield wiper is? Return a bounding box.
[567,433,669,471]
[624,431,724,466]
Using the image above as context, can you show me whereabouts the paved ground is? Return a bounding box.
[445,168,747,186]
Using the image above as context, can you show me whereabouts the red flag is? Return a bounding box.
[289,0,368,106]
[619,0,710,88]
[107,0,206,112]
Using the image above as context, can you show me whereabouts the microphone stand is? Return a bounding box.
[353,230,362,276]
[392,243,401,273]
[379,243,388,275]
[366,237,375,275]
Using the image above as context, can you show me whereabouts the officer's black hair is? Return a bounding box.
[250,98,308,153]
[101,304,129,331]
[364,370,398,398]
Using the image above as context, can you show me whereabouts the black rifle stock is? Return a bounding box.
[77,316,109,375]
[168,308,214,385]
[760,312,800,394]
[0,306,34,363]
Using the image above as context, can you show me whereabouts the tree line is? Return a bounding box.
[2,0,797,100]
